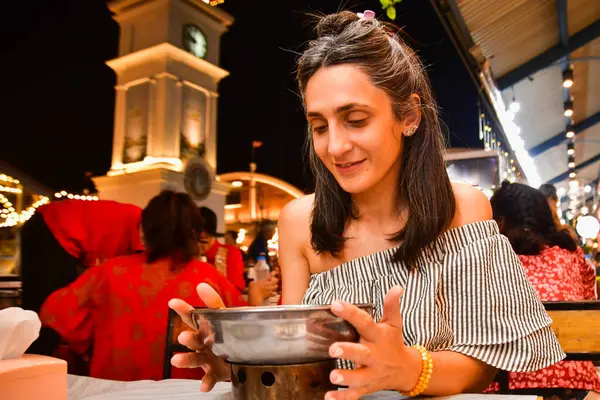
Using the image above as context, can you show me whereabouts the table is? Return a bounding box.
[67,375,538,400]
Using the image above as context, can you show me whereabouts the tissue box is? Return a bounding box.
[0,354,67,400]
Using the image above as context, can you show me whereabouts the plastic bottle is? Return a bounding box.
[254,254,270,282]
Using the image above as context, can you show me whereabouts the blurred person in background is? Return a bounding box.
[247,220,276,263]
[21,198,143,356]
[539,183,578,242]
[491,182,599,399]
[198,207,246,292]
[224,230,238,247]
[39,191,247,381]
[198,207,278,304]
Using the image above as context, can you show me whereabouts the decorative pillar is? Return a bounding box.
[145,77,157,157]
[204,93,218,171]
[110,87,127,170]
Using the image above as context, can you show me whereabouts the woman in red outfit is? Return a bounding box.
[39,191,247,381]
[21,199,144,313]
[491,182,600,400]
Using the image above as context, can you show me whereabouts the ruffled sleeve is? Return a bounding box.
[438,221,566,372]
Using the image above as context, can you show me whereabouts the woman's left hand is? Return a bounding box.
[325,286,423,400]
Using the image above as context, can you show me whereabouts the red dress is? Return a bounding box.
[38,199,144,267]
[39,253,247,381]
[204,241,246,292]
[508,246,600,391]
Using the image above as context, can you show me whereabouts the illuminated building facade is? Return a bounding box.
[93,0,234,231]
[217,172,303,249]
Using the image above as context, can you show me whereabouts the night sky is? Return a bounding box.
[0,0,479,194]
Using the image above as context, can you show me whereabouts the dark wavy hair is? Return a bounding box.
[539,183,558,201]
[490,182,577,255]
[296,11,455,268]
[141,190,203,265]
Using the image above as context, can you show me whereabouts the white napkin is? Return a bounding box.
[0,307,41,360]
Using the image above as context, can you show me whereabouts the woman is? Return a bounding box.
[21,198,143,356]
[169,10,564,399]
[491,182,600,399]
[39,190,247,381]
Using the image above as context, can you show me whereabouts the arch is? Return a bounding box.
[217,172,304,199]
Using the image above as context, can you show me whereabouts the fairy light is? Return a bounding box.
[0,194,50,228]
[0,174,20,185]
[478,72,540,187]
[0,173,100,227]
[0,185,22,194]
[54,192,98,201]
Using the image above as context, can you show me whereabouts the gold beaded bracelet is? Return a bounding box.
[403,345,433,397]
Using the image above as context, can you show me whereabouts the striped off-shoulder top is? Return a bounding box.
[302,220,565,372]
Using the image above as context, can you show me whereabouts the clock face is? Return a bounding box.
[183,25,207,59]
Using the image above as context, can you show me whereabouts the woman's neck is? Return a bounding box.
[351,164,405,229]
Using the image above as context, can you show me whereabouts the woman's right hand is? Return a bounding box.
[168,283,231,392]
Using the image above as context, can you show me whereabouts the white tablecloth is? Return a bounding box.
[67,375,539,400]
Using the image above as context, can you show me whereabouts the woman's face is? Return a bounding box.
[305,64,415,195]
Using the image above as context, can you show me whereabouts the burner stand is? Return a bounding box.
[230,360,337,400]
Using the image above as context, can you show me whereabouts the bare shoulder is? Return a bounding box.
[449,182,493,229]
[279,195,314,304]
[279,194,314,227]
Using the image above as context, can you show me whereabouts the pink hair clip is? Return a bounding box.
[357,10,376,20]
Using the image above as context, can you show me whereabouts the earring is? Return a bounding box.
[404,125,418,136]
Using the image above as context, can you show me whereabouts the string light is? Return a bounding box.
[479,109,522,185]
[0,175,20,185]
[0,194,50,228]
[564,99,574,117]
[562,66,574,88]
[480,74,539,186]
[0,185,22,194]
[54,191,98,201]
[566,123,575,139]
[563,76,576,210]
[0,171,99,228]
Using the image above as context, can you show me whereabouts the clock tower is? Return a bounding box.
[94,0,232,231]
